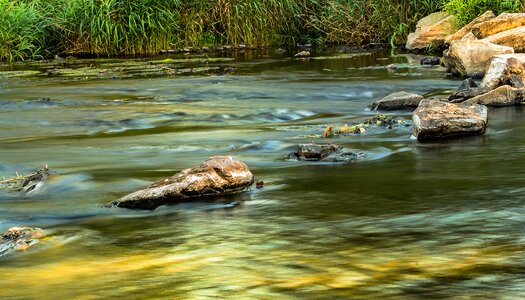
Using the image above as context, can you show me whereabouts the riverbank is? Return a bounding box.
[1,0,522,61]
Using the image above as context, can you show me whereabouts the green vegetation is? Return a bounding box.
[0,0,523,61]
[444,0,523,25]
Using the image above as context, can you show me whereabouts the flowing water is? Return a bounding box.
[0,49,524,299]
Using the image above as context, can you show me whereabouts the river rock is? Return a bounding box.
[463,85,525,106]
[442,33,514,77]
[0,227,45,257]
[480,54,525,91]
[111,156,254,209]
[368,91,423,110]
[289,143,358,163]
[448,77,484,102]
[420,57,441,66]
[406,12,458,50]
[471,13,525,38]
[412,99,488,140]
[483,26,525,52]
[445,11,496,45]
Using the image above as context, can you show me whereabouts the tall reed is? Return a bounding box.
[0,0,48,61]
[0,0,523,60]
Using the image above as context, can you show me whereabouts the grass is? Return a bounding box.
[444,0,523,25]
[0,0,523,61]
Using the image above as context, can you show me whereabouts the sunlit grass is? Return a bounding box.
[0,0,523,60]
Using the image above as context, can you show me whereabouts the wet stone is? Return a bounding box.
[412,99,488,140]
[420,57,441,65]
[368,91,423,111]
[289,143,359,163]
[448,78,484,102]
[110,156,254,210]
[0,227,45,257]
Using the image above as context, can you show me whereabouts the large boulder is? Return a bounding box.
[483,26,525,52]
[406,12,459,50]
[442,33,514,77]
[471,13,525,38]
[0,227,45,257]
[110,156,254,209]
[368,91,423,110]
[463,85,525,106]
[289,143,358,163]
[412,99,488,140]
[445,11,496,45]
[480,54,525,91]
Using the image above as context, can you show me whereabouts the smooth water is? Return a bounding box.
[0,50,524,299]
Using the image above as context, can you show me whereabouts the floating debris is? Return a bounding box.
[328,113,408,136]
[0,166,52,193]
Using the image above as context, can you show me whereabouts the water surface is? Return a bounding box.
[1,49,524,298]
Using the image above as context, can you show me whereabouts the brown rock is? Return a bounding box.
[463,85,525,106]
[0,227,45,257]
[472,13,525,38]
[445,11,496,45]
[322,126,334,138]
[406,12,459,50]
[483,26,525,52]
[480,54,525,91]
[412,99,488,140]
[111,156,254,209]
[442,33,514,77]
[368,91,423,110]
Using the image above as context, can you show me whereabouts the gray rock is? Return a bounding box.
[420,57,441,65]
[448,78,484,102]
[463,85,525,106]
[110,156,254,210]
[413,99,488,140]
[508,75,524,88]
[289,143,358,163]
[369,91,424,110]
[481,54,525,91]
[0,227,45,257]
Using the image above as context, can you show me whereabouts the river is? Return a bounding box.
[0,49,524,298]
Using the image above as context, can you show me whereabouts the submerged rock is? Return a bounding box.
[406,12,458,50]
[442,33,514,77]
[368,91,423,110]
[412,99,488,140]
[463,85,525,106]
[0,227,45,257]
[294,51,310,58]
[289,143,358,163]
[110,156,254,210]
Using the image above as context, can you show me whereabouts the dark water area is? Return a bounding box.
[0,49,524,298]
